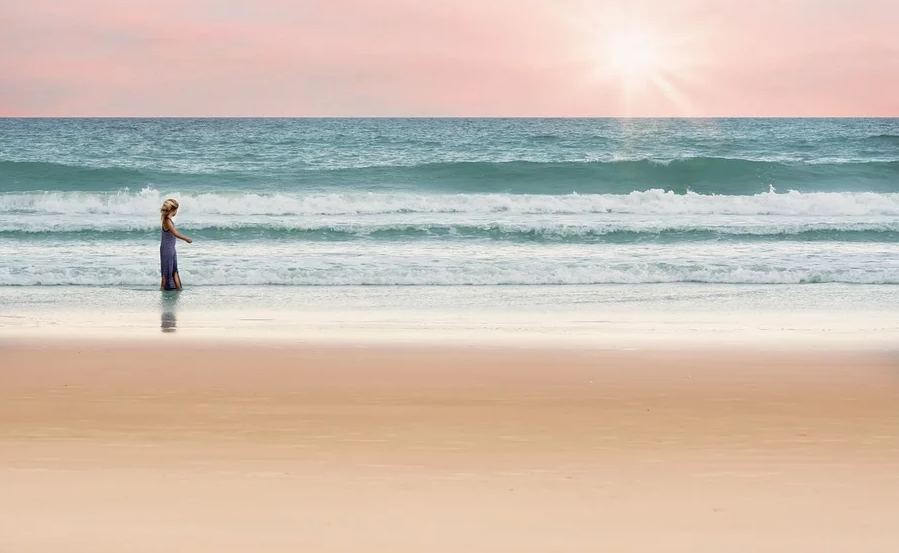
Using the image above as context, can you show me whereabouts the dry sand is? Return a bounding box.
[1,343,898,552]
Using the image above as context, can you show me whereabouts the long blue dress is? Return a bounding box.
[160,221,178,289]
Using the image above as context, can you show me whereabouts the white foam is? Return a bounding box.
[3,265,894,286]
[3,242,896,286]
[4,212,898,236]
[2,188,898,235]
[2,188,898,218]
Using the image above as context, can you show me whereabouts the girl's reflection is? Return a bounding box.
[160,290,180,333]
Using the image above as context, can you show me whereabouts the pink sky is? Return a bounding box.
[1,0,897,116]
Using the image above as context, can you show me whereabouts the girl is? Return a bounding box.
[160,198,192,290]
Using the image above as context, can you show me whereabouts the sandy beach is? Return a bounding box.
[3,1,899,549]
[1,343,897,552]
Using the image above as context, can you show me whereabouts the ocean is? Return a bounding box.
[1,118,897,344]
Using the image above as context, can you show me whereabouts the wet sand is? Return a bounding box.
[1,343,898,552]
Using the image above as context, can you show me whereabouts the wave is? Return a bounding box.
[0,160,264,192]
[3,157,898,194]
[4,222,899,244]
[4,189,899,217]
[316,158,899,194]
[527,134,565,142]
[0,215,899,239]
[865,134,899,144]
[0,160,151,191]
[3,261,895,286]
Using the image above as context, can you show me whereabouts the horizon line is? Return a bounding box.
[2,115,898,120]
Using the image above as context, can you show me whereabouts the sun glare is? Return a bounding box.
[601,26,662,91]
[577,16,700,116]
[556,3,707,115]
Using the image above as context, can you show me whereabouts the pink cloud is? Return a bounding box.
[1,0,897,116]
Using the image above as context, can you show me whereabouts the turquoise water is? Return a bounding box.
[0,119,897,319]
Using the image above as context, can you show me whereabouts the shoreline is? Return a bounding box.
[3,283,897,350]
[3,310,897,352]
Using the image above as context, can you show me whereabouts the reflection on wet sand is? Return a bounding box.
[161,291,180,333]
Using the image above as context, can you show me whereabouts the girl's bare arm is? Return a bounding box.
[167,220,193,243]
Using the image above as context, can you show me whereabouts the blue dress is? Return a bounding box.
[160,221,178,289]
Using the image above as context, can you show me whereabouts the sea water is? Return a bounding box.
[1,118,897,344]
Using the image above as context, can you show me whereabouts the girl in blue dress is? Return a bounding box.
[160,199,192,290]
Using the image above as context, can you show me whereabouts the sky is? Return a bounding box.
[1,0,897,117]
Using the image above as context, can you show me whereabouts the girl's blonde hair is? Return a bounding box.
[160,198,179,223]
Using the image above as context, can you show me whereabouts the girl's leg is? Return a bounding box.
[171,253,180,289]
[160,277,166,290]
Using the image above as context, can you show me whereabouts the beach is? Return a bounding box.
[2,0,898,542]
[2,343,898,552]
[2,117,898,550]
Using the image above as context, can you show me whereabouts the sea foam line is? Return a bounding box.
[2,188,899,217]
[2,262,896,286]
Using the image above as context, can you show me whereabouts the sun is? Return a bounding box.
[597,25,667,96]
[605,27,661,88]
[578,17,701,115]
[556,3,707,115]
